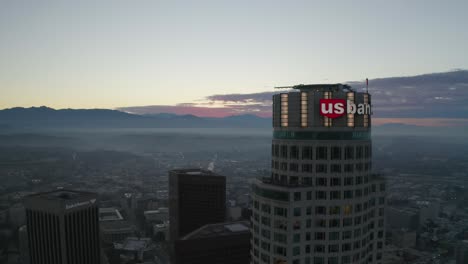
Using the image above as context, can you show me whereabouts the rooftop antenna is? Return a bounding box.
[366,78,369,93]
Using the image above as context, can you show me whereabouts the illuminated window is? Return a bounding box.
[323,91,332,127]
[280,93,288,127]
[363,94,369,127]
[301,92,308,127]
[344,205,352,215]
[347,92,355,127]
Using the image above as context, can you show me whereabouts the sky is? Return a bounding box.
[1,0,468,125]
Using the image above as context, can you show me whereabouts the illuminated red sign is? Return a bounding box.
[320,99,372,119]
[320,99,346,118]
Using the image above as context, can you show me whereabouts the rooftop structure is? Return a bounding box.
[175,221,250,264]
[99,207,124,221]
[181,221,249,240]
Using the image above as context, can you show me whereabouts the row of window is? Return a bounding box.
[253,253,382,264]
[253,224,384,245]
[253,233,383,264]
[272,162,372,173]
[259,186,383,202]
[254,213,385,232]
[253,236,384,255]
[253,197,385,217]
[254,253,382,264]
[270,174,383,188]
[272,145,371,160]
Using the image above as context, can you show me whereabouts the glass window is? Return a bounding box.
[293,233,301,243]
[344,190,353,199]
[356,146,363,159]
[294,192,301,201]
[302,163,313,172]
[330,191,341,200]
[316,177,327,186]
[329,206,340,215]
[344,205,352,215]
[290,145,299,159]
[315,206,326,215]
[344,164,354,172]
[316,191,327,200]
[330,177,341,186]
[294,207,301,217]
[315,219,326,228]
[343,230,352,239]
[316,146,328,160]
[293,246,300,256]
[331,164,341,173]
[316,164,328,173]
[289,163,299,172]
[328,245,339,253]
[329,219,340,228]
[281,145,288,158]
[343,217,352,227]
[331,146,341,160]
[344,177,354,186]
[314,232,326,240]
[314,257,324,264]
[345,146,354,160]
[329,232,340,240]
[302,146,313,160]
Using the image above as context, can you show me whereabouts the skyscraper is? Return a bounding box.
[169,168,226,241]
[24,190,101,264]
[251,84,386,264]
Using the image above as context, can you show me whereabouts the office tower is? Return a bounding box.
[169,169,226,241]
[251,84,386,264]
[24,190,101,264]
[456,240,468,264]
[175,221,250,264]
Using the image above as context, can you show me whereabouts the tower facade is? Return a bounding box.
[251,84,385,264]
[24,190,101,264]
[169,169,226,241]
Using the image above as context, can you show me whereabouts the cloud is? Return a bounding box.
[117,70,468,125]
[348,70,468,118]
[206,91,276,104]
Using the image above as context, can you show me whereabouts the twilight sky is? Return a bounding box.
[1,0,468,125]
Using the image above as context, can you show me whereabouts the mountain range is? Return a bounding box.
[0,106,271,129]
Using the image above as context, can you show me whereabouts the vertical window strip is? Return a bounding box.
[280,93,288,127]
[347,92,355,127]
[301,92,308,127]
[323,91,332,127]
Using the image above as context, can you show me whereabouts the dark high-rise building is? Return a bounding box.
[24,190,101,264]
[175,221,250,264]
[251,84,386,264]
[169,169,226,241]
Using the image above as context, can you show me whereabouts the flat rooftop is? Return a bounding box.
[170,168,217,175]
[114,237,152,251]
[26,189,96,201]
[181,221,250,240]
[100,220,134,232]
[99,207,124,221]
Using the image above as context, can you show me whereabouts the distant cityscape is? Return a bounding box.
[1,85,468,264]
